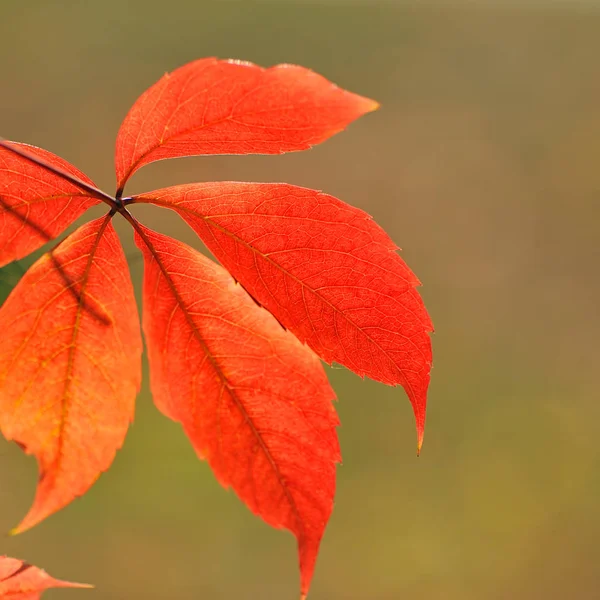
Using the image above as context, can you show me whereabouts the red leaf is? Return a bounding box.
[134,183,433,448]
[134,224,340,597]
[1,57,433,596]
[0,216,142,533]
[0,143,100,268]
[0,556,91,599]
[114,58,378,192]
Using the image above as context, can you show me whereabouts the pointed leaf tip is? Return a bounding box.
[416,408,426,457]
[365,99,381,113]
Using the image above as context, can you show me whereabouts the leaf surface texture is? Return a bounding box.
[115,58,378,190]
[0,144,99,267]
[0,216,142,533]
[136,225,340,595]
[135,183,433,443]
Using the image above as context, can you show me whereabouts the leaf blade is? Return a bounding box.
[0,143,100,267]
[135,182,433,446]
[0,556,91,600]
[0,216,142,533]
[114,57,378,191]
[135,225,340,597]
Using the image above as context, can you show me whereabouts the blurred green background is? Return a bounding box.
[1,0,599,598]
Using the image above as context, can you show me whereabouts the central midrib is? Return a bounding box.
[53,214,113,483]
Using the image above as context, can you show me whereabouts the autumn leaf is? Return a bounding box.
[0,556,91,599]
[134,224,339,595]
[0,57,433,598]
[133,182,433,447]
[114,57,379,194]
[0,143,100,268]
[0,215,142,533]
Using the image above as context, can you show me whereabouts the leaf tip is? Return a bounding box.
[9,511,39,536]
[10,502,49,536]
[366,98,381,113]
[7,514,36,536]
[8,522,29,537]
[416,427,424,457]
[7,518,40,537]
[353,95,380,119]
[70,582,95,590]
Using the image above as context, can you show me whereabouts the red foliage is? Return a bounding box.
[136,225,340,593]
[135,182,433,444]
[0,58,433,597]
[0,556,90,599]
[114,57,378,193]
[0,216,142,534]
[0,144,99,267]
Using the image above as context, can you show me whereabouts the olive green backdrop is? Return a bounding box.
[1,1,599,598]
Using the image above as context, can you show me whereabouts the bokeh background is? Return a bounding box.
[1,0,599,598]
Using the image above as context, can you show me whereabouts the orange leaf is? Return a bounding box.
[0,143,99,268]
[0,215,142,533]
[134,182,433,449]
[0,556,91,599]
[114,57,378,193]
[134,224,340,597]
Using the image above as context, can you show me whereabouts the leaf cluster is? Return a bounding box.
[0,58,433,598]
